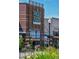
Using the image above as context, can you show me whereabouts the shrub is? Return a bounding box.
[25,47,59,59]
[19,36,25,51]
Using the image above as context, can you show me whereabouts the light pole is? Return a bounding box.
[48,18,51,46]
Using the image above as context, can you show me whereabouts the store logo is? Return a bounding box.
[33,10,41,25]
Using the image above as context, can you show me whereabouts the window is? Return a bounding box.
[30,30,40,39]
[53,31,59,36]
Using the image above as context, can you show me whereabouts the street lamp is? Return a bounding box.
[48,18,51,46]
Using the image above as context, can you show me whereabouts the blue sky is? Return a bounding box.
[19,0,59,18]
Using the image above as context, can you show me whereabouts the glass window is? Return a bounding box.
[30,30,40,39]
[53,31,59,36]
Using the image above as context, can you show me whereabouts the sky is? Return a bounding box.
[19,0,59,18]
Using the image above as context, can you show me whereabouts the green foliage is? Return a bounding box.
[19,36,25,51]
[29,37,33,49]
[25,47,59,59]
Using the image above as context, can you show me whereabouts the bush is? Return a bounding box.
[19,36,25,51]
[25,47,59,59]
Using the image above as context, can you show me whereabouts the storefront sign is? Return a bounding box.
[33,11,41,24]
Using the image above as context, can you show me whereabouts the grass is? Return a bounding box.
[25,47,59,59]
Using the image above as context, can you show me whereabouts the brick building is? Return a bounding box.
[19,1,44,47]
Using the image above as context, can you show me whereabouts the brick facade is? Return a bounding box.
[19,3,44,43]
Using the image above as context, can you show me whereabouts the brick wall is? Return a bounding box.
[19,3,44,40]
